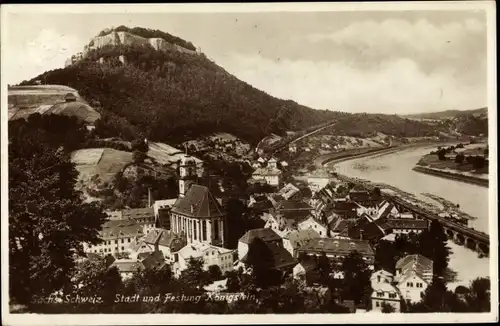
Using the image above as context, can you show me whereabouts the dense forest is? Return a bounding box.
[21,43,338,145]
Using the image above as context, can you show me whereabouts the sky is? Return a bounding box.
[2,6,490,114]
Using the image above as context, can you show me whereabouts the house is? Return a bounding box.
[370,270,401,312]
[348,188,379,208]
[238,228,296,273]
[110,260,141,280]
[296,238,375,267]
[152,199,177,229]
[264,213,296,238]
[298,216,328,238]
[111,251,167,280]
[238,228,282,260]
[328,216,350,239]
[276,200,314,223]
[372,200,399,222]
[130,228,186,263]
[335,200,359,219]
[307,169,331,194]
[122,207,156,235]
[378,219,429,235]
[248,195,274,214]
[283,229,321,258]
[346,217,386,242]
[240,241,297,274]
[251,165,282,187]
[395,254,433,303]
[289,144,297,153]
[173,242,235,277]
[278,183,300,200]
[83,219,144,256]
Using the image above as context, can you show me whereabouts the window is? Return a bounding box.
[128,238,131,243]
[376,302,380,307]
[407,282,410,287]
[115,240,118,244]
[389,293,397,299]
[377,276,381,282]
[121,239,124,243]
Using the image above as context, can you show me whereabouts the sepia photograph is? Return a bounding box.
[1,2,497,325]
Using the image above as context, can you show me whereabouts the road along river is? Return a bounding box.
[326,146,490,290]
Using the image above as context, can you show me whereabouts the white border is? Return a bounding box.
[1,2,498,325]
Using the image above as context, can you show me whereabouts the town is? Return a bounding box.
[5,11,493,319]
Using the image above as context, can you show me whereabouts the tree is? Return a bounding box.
[341,251,372,305]
[68,257,124,312]
[418,220,450,277]
[207,265,223,282]
[455,154,465,164]
[316,252,331,285]
[9,120,107,306]
[465,277,490,312]
[410,276,465,312]
[246,238,281,288]
[381,302,396,313]
[133,150,147,163]
[179,257,210,290]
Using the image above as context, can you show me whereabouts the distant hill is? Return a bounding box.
[18,26,472,144]
[404,108,488,136]
[404,108,487,120]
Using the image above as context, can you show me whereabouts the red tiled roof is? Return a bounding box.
[171,184,225,219]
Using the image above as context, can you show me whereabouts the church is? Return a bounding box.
[170,155,227,248]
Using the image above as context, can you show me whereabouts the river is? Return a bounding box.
[328,146,490,290]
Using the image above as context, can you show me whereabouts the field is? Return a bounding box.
[148,142,203,167]
[71,148,133,185]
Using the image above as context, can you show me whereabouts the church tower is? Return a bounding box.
[179,155,197,197]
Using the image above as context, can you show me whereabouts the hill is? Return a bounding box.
[18,26,477,145]
[405,108,488,120]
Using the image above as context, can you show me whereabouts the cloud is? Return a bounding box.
[304,18,486,74]
[219,53,486,114]
[5,29,83,84]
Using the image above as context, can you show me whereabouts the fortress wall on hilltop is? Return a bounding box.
[92,31,121,49]
[116,31,149,47]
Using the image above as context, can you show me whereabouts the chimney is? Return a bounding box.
[148,187,152,208]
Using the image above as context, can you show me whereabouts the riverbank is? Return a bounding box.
[316,141,449,168]
[413,165,488,188]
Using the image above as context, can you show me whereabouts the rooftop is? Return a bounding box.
[100,219,143,239]
[239,228,282,245]
[122,207,155,221]
[171,184,225,219]
[297,238,374,257]
[285,229,321,249]
[142,228,187,252]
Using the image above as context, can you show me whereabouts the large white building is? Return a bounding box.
[83,219,144,256]
[395,254,433,303]
[173,242,234,277]
[251,158,282,187]
[370,270,402,312]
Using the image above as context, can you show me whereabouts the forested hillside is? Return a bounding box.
[20,27,484,145]
[21,43,337,145]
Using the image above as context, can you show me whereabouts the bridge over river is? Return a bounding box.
[335,174,490,257]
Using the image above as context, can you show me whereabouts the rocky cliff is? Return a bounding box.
[84,31,199,56]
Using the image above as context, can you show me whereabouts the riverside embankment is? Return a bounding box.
[413,165,488,187]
